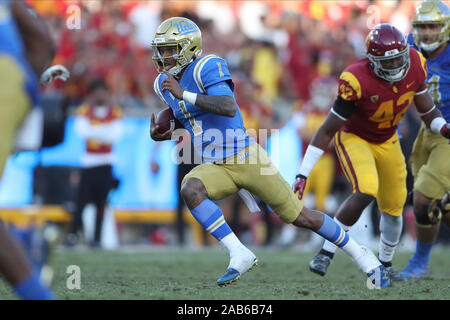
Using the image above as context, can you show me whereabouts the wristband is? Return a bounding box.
[183,91,197,105]
[298,145,324,178]
[430,117,446,134]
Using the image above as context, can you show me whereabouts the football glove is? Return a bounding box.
[40,65,70,86]
[293,174,307,200]
[440,192,450,216]
[440,123,450,139]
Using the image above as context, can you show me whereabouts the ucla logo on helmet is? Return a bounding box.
[437,1,450,14]
[174,21,197,35]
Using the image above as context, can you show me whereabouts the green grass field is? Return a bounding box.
[1,246,449,300]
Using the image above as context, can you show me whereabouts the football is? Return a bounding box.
[155,107,183,133]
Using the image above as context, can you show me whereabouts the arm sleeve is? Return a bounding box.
[331,96,356,121]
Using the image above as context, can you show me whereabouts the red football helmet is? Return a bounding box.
[366,24,410,83]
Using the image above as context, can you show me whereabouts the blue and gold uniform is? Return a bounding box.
[400,0,450,280]
[154,54,252,163]
[408,33,450,201]
[154,54,303,223]
[0,0,39,175]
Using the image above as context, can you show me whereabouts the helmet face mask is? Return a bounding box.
[366,24,411,83]
[152,43,181,74]
[151,17,202,76]
[414,23,445,51]
[412,0,450,52]
[368,47,411,83]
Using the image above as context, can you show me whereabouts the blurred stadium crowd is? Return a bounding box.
[8,0,447,248]
[34,0,417,119]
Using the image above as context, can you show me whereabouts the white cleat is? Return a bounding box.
[217,248,258,286]
[353,246,390,289]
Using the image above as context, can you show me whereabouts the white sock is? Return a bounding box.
[220,232,247,256]
[220,233,255,273]
[322,216,352,253]
[378,236,398,264]
[339,237,363,260]
[352,245,381,273]
[378,212,402,264]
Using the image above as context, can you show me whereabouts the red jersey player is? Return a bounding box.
[293,24,450,281]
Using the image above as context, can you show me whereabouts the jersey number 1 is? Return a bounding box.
[217,62,224,77]
[179,101,202,136]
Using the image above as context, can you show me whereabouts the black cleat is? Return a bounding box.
[309,253,332,276]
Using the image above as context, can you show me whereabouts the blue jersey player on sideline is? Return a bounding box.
[402,0,450,279]
[0,0,68,299]
[150,17,391,288]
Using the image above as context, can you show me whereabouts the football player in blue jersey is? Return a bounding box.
[0,0,68,299]
[402,0,450,279]
[150,17,391,288]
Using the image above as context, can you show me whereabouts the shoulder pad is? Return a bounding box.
[411,48,428,80]
[407,33,416,47]
[338,70,362,101]
[193,55,231,93]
